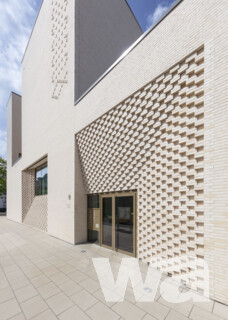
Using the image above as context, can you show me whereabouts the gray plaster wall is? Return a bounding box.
[7,92,22,223]
[7,93,22,166]
[75,0,142,99]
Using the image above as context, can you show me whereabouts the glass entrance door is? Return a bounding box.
[101,197,113,248]
[101,192,136,256]
[115,196,134,254]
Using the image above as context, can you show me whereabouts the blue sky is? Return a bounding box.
[126,0,175,31]
[0,0,175,160]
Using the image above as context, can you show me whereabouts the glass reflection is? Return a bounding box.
[102,197,112,247]
[35,164,48,196]
[115,196,134,253]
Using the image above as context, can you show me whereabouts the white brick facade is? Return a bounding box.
[7,0,228,305]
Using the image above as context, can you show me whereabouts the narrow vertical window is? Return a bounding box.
[35,163,48,196]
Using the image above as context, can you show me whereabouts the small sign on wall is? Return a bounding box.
[67,194,71,209]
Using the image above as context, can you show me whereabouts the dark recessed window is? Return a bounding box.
[35,163,48,196]
[88,194,99,209]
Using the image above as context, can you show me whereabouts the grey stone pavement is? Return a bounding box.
[0,217,227,320]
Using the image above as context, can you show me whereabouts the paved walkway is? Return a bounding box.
[0,217,227,320]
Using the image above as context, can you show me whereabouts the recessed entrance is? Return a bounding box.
[87,191,137,257]
[101,192,136,257]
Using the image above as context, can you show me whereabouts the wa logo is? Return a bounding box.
[92,256,210,303]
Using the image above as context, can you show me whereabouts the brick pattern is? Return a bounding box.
[87,209,94,231]
[23,195,48,232]
[87,208,100,232]
[22,170,35,221]
[22,170,48,232]
[204,34,228,305]
[51,0,69,100]
[76,47,205,290]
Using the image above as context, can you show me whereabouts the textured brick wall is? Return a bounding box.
[76,46,205,291]
[23,195,48,232]
[204,32,228,304]
[22,169,48,232]
[51,0,69,100]
[8,0,228,304]
[22,170,35,221]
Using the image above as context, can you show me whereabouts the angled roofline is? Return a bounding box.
[75,0,183,105]
[124,0,143,33]
[21,0,141,63]
[6,91,22,108]
[12,92,22,98]
[21,0,44,63]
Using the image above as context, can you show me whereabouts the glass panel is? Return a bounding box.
[87,195,100,245]
[115,196,134,253]
[88,194,99,208]
[102,197,112,247]
[35,169,42,196]
[35,163,48,196]
[42,167,48,195]
[88,230,99,244]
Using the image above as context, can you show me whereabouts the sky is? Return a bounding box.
[0,0,175,160]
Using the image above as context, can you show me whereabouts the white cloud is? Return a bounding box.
[0,0,38,159]
[0,130,7,159]
[146,4,169,30]
[0,0,37,94]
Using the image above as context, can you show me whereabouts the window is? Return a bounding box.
[35,163,48,196]
[87,194,100,244]
[88,194,99,208]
